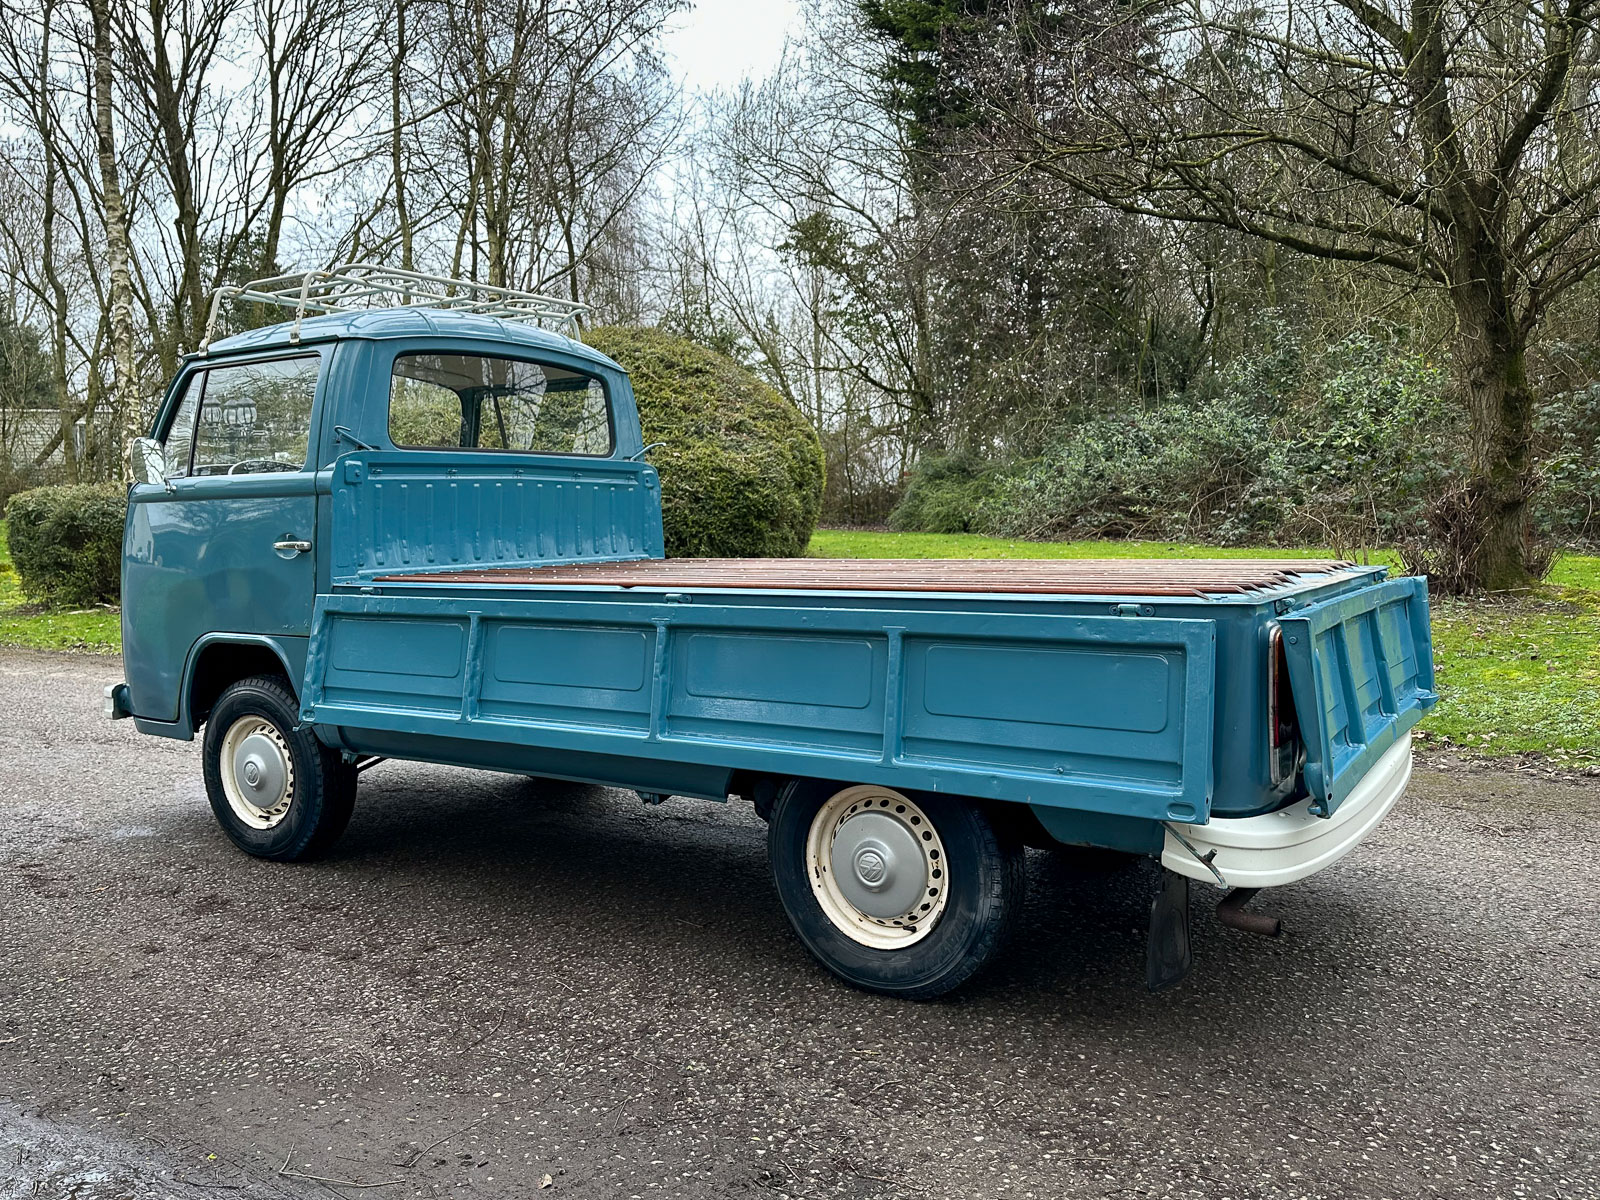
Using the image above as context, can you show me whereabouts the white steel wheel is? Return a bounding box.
[204,675,357,862]
[804,785,950,949]
[217,715,295,830]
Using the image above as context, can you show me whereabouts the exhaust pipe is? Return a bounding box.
[1216,887,1282,937]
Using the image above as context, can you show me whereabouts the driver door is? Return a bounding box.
[123,352,324,724]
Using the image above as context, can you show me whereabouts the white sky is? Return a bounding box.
[661,0,802,94]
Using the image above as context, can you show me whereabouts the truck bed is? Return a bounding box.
[375,557,1358,598]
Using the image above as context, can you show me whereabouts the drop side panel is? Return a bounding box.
[303,593,1217,822]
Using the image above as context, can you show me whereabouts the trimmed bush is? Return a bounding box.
[584,326,825,557]
[7,483,127,607]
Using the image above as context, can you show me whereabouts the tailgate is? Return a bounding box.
[1279,575,1437,816]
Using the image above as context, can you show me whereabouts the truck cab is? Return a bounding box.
[120,302,652,739]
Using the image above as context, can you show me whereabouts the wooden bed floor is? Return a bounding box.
[375,557,1360,598]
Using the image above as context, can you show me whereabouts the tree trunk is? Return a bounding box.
[89,0,137,480]
[1450,294,1536,592]
[391,0,413,271]
[146,0,205,350]
[39,158,77,483]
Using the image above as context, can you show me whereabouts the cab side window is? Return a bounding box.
[189,355,320,476]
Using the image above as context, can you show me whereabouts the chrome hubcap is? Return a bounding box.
[219,717,295,830]
[806,786,949,949]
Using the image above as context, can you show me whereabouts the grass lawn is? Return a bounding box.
[810,528,1401,567]
[0,523,121,654]
[810,528,1600,764]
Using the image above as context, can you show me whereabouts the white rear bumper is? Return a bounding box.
[1162,733,1412,889]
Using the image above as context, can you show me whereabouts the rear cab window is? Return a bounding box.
[388,352,613,457]
[158,355,320,478]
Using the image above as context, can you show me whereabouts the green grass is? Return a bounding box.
[810,527,1600,763]
[0,523,121,654]
[809,528,1400,566]
[1547,554,1600,591]
[1423,588,1600,761]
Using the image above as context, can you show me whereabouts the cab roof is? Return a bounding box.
[201,308,623,374]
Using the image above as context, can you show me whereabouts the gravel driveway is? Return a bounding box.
[1,648,1595,1199]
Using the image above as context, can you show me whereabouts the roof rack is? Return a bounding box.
[200,262,591,351]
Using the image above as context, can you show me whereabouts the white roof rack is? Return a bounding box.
[201,263,591,351]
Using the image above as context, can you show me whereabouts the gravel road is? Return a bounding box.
[0,647,1595,1199]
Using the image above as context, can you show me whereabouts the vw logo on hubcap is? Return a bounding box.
[855,847,888,887]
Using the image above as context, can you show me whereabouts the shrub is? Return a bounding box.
[975,331,1466,552]
[982,397,1296,543]
[1535,381,1600,546]
[1285,334,1462,551]
[6,483,127,607]
[584,326,825,557]
[888,455,1000,533]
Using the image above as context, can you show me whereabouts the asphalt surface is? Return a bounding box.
[0,648,1596,1200]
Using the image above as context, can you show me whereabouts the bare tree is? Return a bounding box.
[87,0,136,475]
[0,1,103,481]
[978,0,1600,589]
[116,0,238,369]
[251,0,386,274]
[396,0,682,315]
[710,29,940,452]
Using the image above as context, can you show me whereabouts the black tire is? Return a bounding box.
[768,780,1025,1000]
[202,675,356,862]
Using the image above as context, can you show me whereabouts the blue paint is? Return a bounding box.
[1278,576,1437,814]
[116,308,1438,859]
[1027,807,1166,856]
[131,632,308,741]
[329,452,662,582]
[298,591,1219,823]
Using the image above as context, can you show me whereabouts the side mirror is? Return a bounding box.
[128,437,171,488]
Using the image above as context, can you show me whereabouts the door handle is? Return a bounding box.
[273,539,313,555]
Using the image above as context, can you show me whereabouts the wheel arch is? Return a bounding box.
[181,634,307,735]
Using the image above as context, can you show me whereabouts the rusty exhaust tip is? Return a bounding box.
[1216,887,1282,937]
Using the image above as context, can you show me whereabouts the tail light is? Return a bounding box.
[1268,625,1304,788]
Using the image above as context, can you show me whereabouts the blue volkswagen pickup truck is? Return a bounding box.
[106,266,1437,998]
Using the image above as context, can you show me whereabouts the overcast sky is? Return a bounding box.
[660,0,801,93]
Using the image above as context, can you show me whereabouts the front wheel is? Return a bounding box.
[202,675,356,862]
[768,781,1025,999]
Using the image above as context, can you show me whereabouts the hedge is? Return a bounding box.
[584,326,825,557]
[6,483,127,607]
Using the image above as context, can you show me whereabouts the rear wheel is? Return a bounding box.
[202,675,356,862]
[768,781,1025,999]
